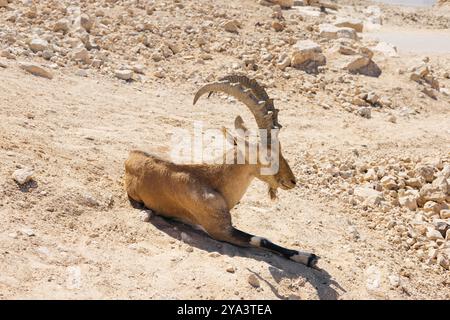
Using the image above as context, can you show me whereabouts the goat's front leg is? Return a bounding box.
[211,225,319,268]
[200,209,319,268]
[193,191,319,268]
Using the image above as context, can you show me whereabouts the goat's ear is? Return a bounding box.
[234,115,248,132]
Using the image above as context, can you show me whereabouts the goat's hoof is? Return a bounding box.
[290,252,320,268]
[307,254,320,269]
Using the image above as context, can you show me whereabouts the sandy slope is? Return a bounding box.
[0,60,448,299]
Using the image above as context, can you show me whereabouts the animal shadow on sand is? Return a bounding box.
[132,202,345,300]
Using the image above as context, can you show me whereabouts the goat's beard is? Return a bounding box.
[268,187,278,200]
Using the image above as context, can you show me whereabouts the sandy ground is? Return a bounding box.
[0,0,449,299]
[1,62,449,299]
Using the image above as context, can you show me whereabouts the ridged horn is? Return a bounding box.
[219,75,281,129]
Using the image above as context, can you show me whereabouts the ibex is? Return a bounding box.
[124,75,319,268]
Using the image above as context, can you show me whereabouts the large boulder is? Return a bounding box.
[319,24,357,40]
[334,18,364,32]
[290,40,326,73]
[336,55,382,77]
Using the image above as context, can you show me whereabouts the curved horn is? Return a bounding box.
[219,75,270,101]
[193,80,269,130]
[218,75,281,129]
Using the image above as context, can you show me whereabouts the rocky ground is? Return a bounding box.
[0,0,449,299]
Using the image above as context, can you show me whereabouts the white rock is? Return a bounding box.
[29,38,48,52]
[133,64,145,74]
[141,210,153,222]
[426,227,444,240]
[12,167,34,185]
[388,275,400,287]
[373,42,398,57]
[365,265,381,292]
[354,186,383,206]
[115,69,133,80]
[180,232,192,243]
[21,228,35,236]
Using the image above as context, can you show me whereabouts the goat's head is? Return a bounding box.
[193,75,297,199]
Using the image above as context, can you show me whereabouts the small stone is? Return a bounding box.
[226,265,235,273]
[405,178,423,188]
[53,18,70,33]
[133,64,145,74]
[19,62,53,79]
[421,87,437,99]
[29,38,48,52]
[423,201,442,214]
[426,228,444,241]
[437,255,449,269]
[141,210,153,222]
[380,176,397,190]
[115,69,133,81]
[223,20,239,33]
[399,195,417,210]
[388,275,400,287]
[347,226,360,240]
[415,165,435,183]
[247,274,260,288]
[354,186,384,206]
[357,107,371,119]
[277,54,291,70]
[21,228,35,236]
[82,193,99,207]
[208,252,220,258]
[387,114,396,123]
[12,167,34,185]
[79,13,94,32]
[72,47,91,64]
[271,21,285,32]
[75,69,88,77]
[440,209,450,219]
[180,232,192,243]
